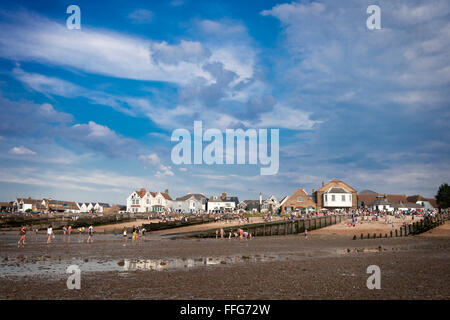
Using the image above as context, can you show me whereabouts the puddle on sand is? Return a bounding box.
[118,254,285,271]
[335,246,409,255]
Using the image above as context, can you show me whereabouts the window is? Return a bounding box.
[342,195,345,202]
[324,195,327,202]
[297,197,302,202]
[332,195,335,202]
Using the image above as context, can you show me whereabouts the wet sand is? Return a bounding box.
[1,221,449,299]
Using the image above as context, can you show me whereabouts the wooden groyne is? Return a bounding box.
[353,213,449,240]
[142,216,217,232]
[0,214,141,230]
[165,215,349,239]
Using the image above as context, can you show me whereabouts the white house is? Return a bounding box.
[13,198,44,212]
[371,196,395,212]
[93,203,111,213]
[207,192,239,213]
[174,193,207,214]
[261,195,281,213]
[322,187,353,209]
[126,188,173,213]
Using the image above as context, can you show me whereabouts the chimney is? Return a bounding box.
[165,189,169,194]
[259,192,262,205]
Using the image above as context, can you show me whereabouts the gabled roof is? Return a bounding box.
[176,194,207,201]
[359,189,378,194]
[160,192,172,201]
[326,187,351,194]
[358,194,407,206]
[17,198,41,205]
[317,179,357,193]
[96,203,111,207]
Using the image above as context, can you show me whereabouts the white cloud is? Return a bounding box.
[128,9,153,24]
[139,153,174,177]
[0,11,256,86]
[9,146,36,156]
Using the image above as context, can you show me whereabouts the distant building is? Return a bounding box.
[207,192,239,213]
[93,202,111,213]
[406,195,438,210]
[13,197,46,213]
[281,188,316,213]
[238,200,261,213]
[174,193,207,213]
[315,179,357,210]
[261,195,281,213]
[358,191,407,209]
[42,199,80,213]
[126,188,173,213]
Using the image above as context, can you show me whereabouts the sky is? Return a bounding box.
[0,0,449,204]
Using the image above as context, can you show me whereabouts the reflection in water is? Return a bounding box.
[120,254,279,271]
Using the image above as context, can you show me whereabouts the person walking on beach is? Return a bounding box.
[47,225,53,244]
[18,226,26,248]
[123,227,127,245]
[63,226,67,236]
[220,228,224,239]
[87,225,93,243]
[132,226,136,242]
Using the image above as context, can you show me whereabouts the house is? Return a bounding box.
[261,195,281,213]
[42,199,80,213]
[406,195,438,210]
[174,193,207,213]
[0,202,12,212]
[207,192,239,213]
[358,191,407,209]
[93,202,111,213]
[315,179,357,210]
[238,200,261,213]
[126,188,173,213]
[281,187,316,213]
[370,196,395,212]
[13,197,46,213]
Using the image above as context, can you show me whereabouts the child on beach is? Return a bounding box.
[123,227,127,245]
[18,226,26,248]
[87,225,93,243]
[47,225,53,244]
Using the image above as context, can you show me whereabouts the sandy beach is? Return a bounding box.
[311,215,421,236]
[0,220,449,300]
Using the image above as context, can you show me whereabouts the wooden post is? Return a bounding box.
[284,222,288,235]
[361,233,363,239]
[395,229,398,237]
[367,233,370,239]
[263,224,266,236]
[390,230,393,237]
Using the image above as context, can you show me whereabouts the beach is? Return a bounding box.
[0,220,449,300]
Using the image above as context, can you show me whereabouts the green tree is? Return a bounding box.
[436,183,450,210]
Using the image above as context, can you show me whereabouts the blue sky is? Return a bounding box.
[0,0,449,204]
